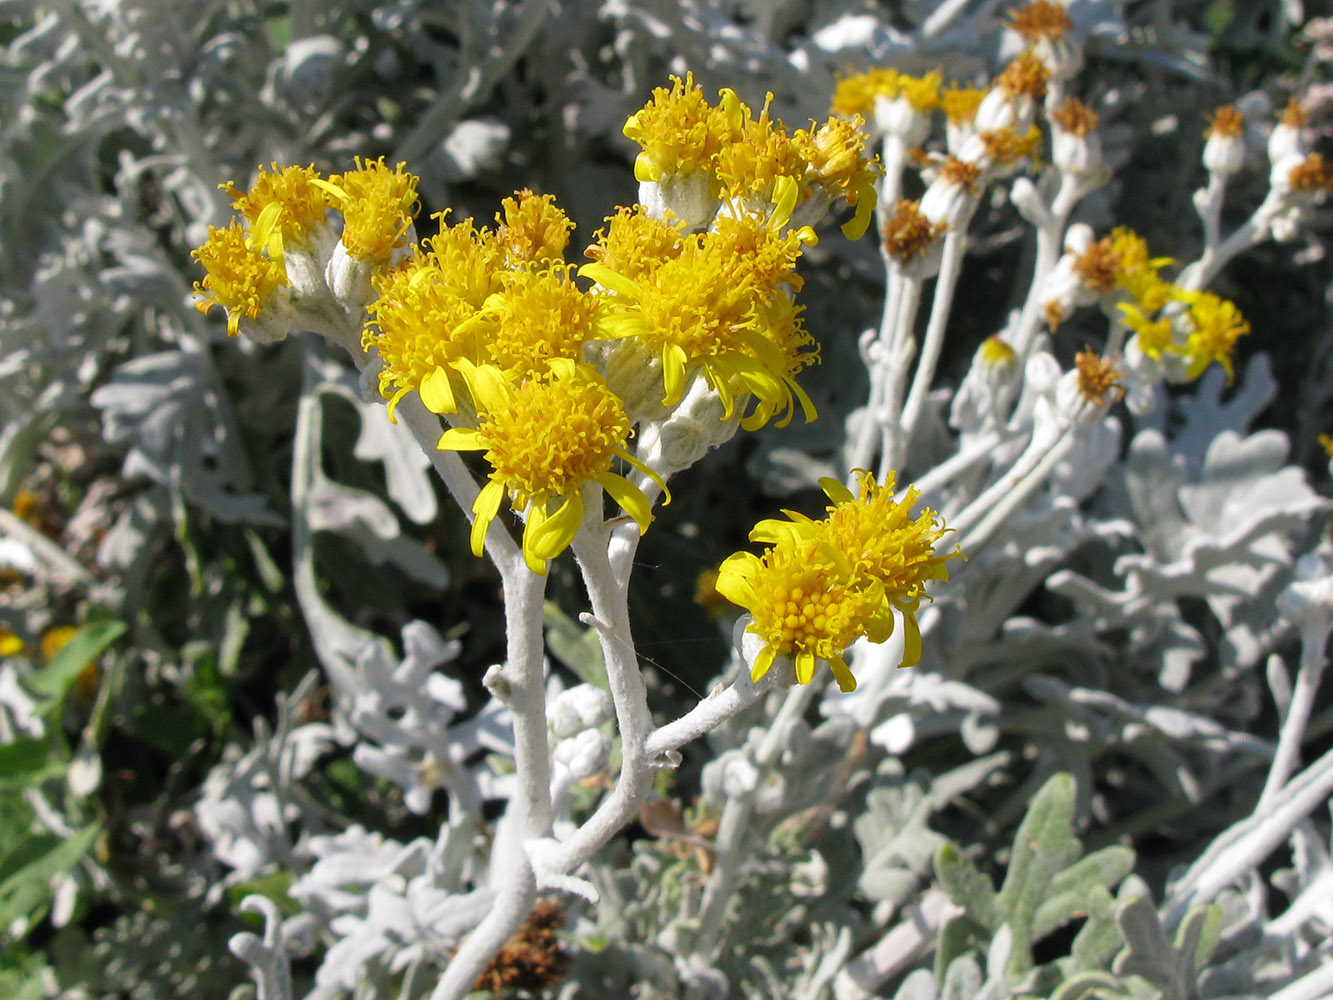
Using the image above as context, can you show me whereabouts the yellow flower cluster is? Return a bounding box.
[198,75,881,575]
[717,471,957,692]
[625,73,881,238]
[1071,228,1251,382]
[193,159,419,336]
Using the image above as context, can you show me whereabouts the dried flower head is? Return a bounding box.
[472,900,569,996]
[1051,97,1099,136]
[995,51,1050,103]
[1288,153,1333,193]
[1074,348,1125,406]
[1008,0,1073,43]
[1205,104,1245,138]
[882,199,945,262]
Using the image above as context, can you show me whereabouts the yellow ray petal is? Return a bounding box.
[470,479,506,557]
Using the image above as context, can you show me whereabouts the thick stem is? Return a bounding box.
[431,537,548,1000]
[952,428,1077,556]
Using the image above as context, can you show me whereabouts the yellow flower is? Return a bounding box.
[584,204,687,281]
[623,72,736,183]
[717,539,888,692]
[0,628,24,657]
[223,163,329,263]
[1117,302,1173,360]
[725,470,957,686]
[437,359,667,574]
[320,157,420,261]
[364,252,494,419]
[580,212,817,426]
[941,82,986,125]
[792,114,882,238]
[1178,291,1248,381]
[831,68,900,117]
[191,220,290,336]
[713,91,810,214]
[496,189,576,265]
[481,262,604,377]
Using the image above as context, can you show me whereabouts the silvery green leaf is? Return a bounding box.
[306,473,446,587]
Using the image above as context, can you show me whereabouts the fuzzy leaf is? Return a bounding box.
[1112,895,1221,1000]
[1034,846,1136,939]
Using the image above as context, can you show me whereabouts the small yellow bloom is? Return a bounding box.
[321,157,420,261]
[0,628,24,657]
[1117,301,1174,360]
[792,114,882,238]
[831,68,900,117]
[623,72,736,183]
[191,220,290,336]
[496,189,576,265]
[713,91,810,212]
[580,212,817,426]
[364,251,494,419]
[1178,290,1248,381]
[223,163,329,262]
[482,262,603,377]
[437,359,667,574]
[719,470,957,691]
[941,82,986,125]
[584,204,687,281]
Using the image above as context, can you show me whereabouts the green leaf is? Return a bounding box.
[0,737,65,789]
[996,773,1082,974]
[24,620,126,703]
[1111,896,1219,1000]
[1034,846,1136,939]
[543,601,607,688]
[0,823,99,935]
[934,842,1001,929]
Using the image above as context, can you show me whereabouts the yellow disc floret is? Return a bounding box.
[364,252,494,418]
[584,204,687,281]
[223,163,329,261]
[496,189,576,265]
[482,262,602,376]
[716,540,886,691]
[623,72,736,182]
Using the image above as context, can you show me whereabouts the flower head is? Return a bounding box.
[792,114,881,238]
[584,205,687,281]
[1178,290,1248,381]
[322,158,420,261]
[191,220,290,337]
[364,251,493,418]
[496,189,576,265]
[719,470,957,691]
[482,262,603,376]
[438,359,666,573]
[223,163,330,261]
[623,73,736,183]
[580,211,817,427]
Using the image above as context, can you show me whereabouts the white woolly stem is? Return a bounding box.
[890,230,968,475]
[1259,620,1331,809]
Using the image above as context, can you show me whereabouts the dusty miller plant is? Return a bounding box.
[2,3,1333,1000]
